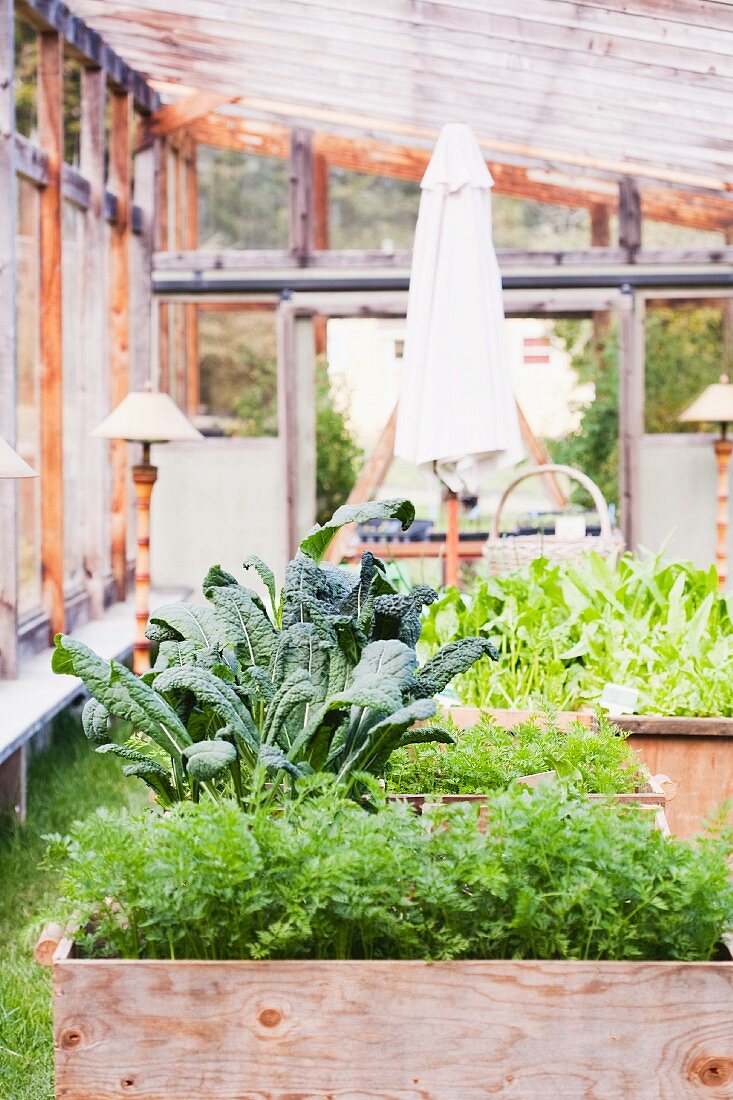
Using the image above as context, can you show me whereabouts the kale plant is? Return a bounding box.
[48,782,733,962]
[53,499,496,806]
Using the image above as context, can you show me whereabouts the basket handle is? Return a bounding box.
[490,464,613,542]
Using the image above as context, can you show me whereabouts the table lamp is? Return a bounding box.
[94,384,202,673]
[679,373,733,589]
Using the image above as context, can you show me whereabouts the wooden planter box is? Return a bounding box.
[448,707,733,838]
[46,937,733,1099]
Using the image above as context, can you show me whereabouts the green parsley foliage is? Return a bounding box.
[387,708,644,795]
[49,784,733,963]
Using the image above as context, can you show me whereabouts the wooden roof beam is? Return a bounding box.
[16,0,158,112]
[136,92,239,150]
[185,114,733,233]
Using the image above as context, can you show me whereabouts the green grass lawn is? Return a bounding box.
[0,712,141,1100]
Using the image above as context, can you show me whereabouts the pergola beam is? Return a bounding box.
[136,91,238,150]
[184,114,733,233]
[16,0,158,111]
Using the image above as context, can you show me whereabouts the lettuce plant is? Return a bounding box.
[422,552,733,715]
[53,500,496,806]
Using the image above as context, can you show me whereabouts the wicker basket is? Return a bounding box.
[483,464,624,574]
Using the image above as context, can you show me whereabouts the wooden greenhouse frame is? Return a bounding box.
[3,0,733,815]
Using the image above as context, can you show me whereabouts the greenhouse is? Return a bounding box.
[1,1,733,1096]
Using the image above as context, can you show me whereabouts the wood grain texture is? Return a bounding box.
[289,127,313,264]
[38,29,65,639]
[0,0,19,676]
[617,286,644,551]
[627,733,733,838]
[53,957,733,1099]
[180,113,733,232]
[109,91,132,602]
[80,66,108,618]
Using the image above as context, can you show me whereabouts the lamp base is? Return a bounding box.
[132,462,158,674]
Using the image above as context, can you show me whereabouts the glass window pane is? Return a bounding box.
[197,146,289,249]
[196,308,278,437]
[644,302,725,433]
[62,201,85,590]
[329,168,419,249]
[492,196,590,249]
[16,178,42,617]
[14,18,37,141]
[63,54,82,166]
[643,220,725,249]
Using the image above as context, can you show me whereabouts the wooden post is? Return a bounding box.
[619,178,642,263]
[184,145,199,416]
[590,203,612,343]
[109,90,132,602]
[155,138,170,392]
[277,305,318,555]
[289,128,313,266]
[0,744,27,821]
[131,143,155,390]
[618,285,644,551]
[278,302,298,557]
[312,151,329,251]
[132,443,156,674]
[0,0,19,675]
[714,435,732,589]
[445,490,460,588]
[80,66,108,617]
[38,29,65,638]
[172,147,186,406]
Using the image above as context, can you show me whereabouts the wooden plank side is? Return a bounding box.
[136,92,236,149]
[0,0,19,677]
[627,733,733,838]
[54,958,733,1099]
[617,286,644,551]
[617,716,733,737]
[289,127,313,264]
[154,139,170,393]
[184,149,199,416]
[38,29,65,639]
[80,66,108,618]
[108,90,132,601]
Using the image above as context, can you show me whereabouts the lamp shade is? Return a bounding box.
[0,434,37,478]
[93,389,203,443]
[679,374,733,425]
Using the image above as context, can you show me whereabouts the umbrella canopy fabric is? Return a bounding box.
[394,122,523,495]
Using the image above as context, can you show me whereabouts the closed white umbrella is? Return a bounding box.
[394,122,523,583]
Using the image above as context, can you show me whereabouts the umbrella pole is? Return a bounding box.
[445,489,460,587]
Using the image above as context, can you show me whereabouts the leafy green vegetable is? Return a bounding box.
[387,708,645,795]
[51,784,733,962]
[422,551,733,716]
[299,499,415,562]
[53,499,494,807]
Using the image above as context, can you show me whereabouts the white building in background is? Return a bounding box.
[325,316,594,521]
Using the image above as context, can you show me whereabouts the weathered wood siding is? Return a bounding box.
[53,956,733,1099]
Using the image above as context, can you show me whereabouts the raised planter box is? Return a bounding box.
[390,775,672,834]
[47,937,733,1099]
[447,707,733,838]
